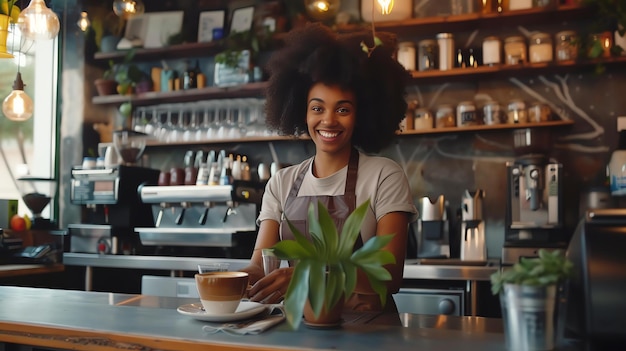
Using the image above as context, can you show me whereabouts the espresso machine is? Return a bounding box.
[134,180,262,258]
[415,195,450,258]
[504,154,565,264]
[69,165,160,254]
[460,189,487,262]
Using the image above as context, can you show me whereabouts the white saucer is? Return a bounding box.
[177,301,266,322]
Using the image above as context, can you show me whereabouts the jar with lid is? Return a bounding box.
[588,31,613,58]
[436,104,456,128]
[528,102,551,122]
[507,99,528,124]
[504,35,527,65]
[483,101,504,125]
[482,36,502,66]
[529,32,553,63]
[436,33,455,71]
[555,30,578,61]
[456,101,479,127]
[418,39,438,71]
[414,108,434,130]
[397,41,416,71]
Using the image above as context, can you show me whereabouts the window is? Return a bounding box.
[0,25,58,222]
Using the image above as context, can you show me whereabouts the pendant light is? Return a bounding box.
[2,72,34,122]
[17,0,60,40]
[377,0,394,14]
[112,0,145,20]
[77,11,90,32]
[304,0,340,21]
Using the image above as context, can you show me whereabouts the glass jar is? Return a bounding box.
[483,101,504,125]
[414,108,434,130]
[504,35,527,65]
[456,101,479,127]
[397,41,416,71]
[588,31,613,58]
[436,104,456,128]
[507,99,528,124]
[418,39,438,71]
[437,33,455,71]
[555,30,578,61]
[528,102,551,122]
[482,36,502,66]
[529,32,553,63]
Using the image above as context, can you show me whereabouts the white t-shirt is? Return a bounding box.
[257,152,418,242]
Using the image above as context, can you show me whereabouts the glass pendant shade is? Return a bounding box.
[112,0,145,20]
[2,72,34,122]
[304,0,340,21]
[77,11,90,32]
[17,0,60,40]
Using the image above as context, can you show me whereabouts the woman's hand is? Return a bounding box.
[247,267,293,304]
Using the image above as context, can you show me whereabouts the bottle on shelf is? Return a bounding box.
[609,130,626,196]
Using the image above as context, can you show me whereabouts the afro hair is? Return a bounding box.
[264,23,410,154]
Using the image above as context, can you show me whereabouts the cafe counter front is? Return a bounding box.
[0,285,583,351]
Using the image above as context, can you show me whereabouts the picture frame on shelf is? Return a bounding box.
[198,10,226,42]
[142,11,184,48]
[229,6,254,34]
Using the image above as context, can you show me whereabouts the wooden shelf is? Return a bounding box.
[92,81,268,107]
[408,56,626,84]
[375,4,589,37]
[93,41,225,63]
[397,119,574,136]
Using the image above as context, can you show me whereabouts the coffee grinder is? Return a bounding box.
[504,154,566,264]
[17,176,58,229]
[69,165,160,254]
[460,189,487,262]
[415,195,450,258]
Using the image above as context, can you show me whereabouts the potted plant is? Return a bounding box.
[0,0,19,57]
[94,49,148,96]
[270,199,396,330]
[214,29,271,87]
[490,249,573,351]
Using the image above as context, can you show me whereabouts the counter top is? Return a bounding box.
[0,286,512,351]
[63,253,499,281]
[0,263,64,278]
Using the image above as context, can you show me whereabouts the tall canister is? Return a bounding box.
[460,189,487,261]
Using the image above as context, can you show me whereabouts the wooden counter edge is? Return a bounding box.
[0,321,318,351]
[0,264,64,278]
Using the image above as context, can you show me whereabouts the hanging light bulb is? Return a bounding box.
[304,0,340,21]
[112,0,145,20]
[17,0,60,41]
[2,72,34,122]
[377,0,394,15]
[77,11,90,32]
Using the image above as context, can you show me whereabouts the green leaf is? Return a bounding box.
[316,201,339,259]
[308,259,326,318]
[285,217,316,255]
[357,263,392,282]
[307,202,328,259]
[364,271,388,307]
[351,234,394,262]
[326,265,345,312]
[284,259,311,330]
[341,261,358,298]
[272,240,313,260]
[338,199,369,257]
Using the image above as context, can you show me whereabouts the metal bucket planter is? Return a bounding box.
[0,14,13,59]
[500,284,557,351]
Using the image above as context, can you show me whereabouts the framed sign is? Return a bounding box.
[198,10,226,42]
[143,11,184,48]
[229,6,254,34]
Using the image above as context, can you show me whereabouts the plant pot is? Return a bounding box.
[94,79,118,96]
[303,297,344,329]
[500,284,557,351]
[0,14,13,59]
